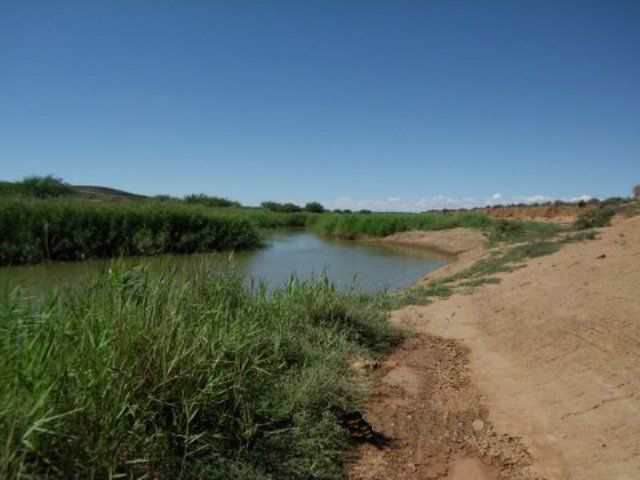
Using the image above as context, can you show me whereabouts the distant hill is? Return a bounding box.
[72,185,147,199]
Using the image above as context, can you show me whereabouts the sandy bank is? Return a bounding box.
[373,228,490,283]
[351,216,640,479]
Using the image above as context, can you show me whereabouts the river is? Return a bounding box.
[0,231,448,294]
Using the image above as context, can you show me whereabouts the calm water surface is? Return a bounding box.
[0,231,448,294]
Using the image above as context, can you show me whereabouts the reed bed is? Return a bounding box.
[0,198,262,266]
[0,265,397,479]
[313,211,494,239]
[314,211,563,241]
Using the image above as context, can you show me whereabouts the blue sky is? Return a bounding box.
[1,1,639,211]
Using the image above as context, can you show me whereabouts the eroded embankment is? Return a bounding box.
[349,216,640,479]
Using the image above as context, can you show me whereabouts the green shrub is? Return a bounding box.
[184,194,241,208]
[488,219,526,242]
[488,219,560,243]
[574,208,615,230]
[304,202,325,214]
[0,266,397,478]
[0,175,74,198]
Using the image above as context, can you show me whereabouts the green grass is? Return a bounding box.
[400,239,565,304]
[213,206,315,230]
[457,277,502,288]
[313,211,494,239]
[0,175,321,266]
[487,218,561,244]
[314,212,561,243]
[0,198,264,266]
[0,175,567,267]
[573,208,615,230]
[396,281,454,305]
[444,240,560,285]
[313,212,564,306]
[0,265,399,479]
[501,240,561,262]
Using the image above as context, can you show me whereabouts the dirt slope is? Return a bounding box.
[350,216,640,479]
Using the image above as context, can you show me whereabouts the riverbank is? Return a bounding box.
[349,214,640,479]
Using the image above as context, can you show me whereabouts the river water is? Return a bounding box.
[0,231,448,294]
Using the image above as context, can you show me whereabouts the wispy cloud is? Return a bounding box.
[328,193,592,212]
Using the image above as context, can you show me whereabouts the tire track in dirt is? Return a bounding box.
[348,334,541,479]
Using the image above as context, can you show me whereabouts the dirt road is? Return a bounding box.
[351,216,640,479]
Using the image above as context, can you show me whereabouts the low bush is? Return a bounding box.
[0,175,74,198]
[304,202,325,214]
[574,208,615,230]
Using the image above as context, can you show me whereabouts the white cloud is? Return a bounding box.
[327,193,593,212]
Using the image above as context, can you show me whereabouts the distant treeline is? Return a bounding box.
[0,176,329,265]
[0,176,329,213]
[260,201,325,213]
[0,175,75,198]
[446,196,632,212]
[2,175,635,265]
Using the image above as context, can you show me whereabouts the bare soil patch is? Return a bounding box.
[476,205,588,224]
[349,334,540,480]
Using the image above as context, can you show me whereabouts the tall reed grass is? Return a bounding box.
[314,212,493,239]
[0,198,262,265]
[314,212,560,241]
[0,265,397,479]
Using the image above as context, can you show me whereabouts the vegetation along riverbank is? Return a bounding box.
[0,176,318,266]
[0,175,586,267]
[2,176,638,479]
[0,266,400,478]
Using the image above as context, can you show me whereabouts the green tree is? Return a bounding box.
[304,201,325,213]
[17,175,73,198]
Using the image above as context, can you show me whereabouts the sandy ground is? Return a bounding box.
[350,216,640,479]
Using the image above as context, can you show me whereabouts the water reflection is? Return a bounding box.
[0,231,448,295]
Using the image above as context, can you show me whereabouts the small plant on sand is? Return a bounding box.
[574,208,615,230]
[394,281,455,306]
[458,277,501,288]
[488,219,526,242]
